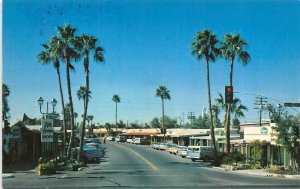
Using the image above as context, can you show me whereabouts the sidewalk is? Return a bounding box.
[218,167,300,179]
[2,174,15,179]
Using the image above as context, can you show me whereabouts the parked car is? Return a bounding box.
[90,138,101,144]
[165,143,178,153]
[85,142,105,155]
[106,136,115,141]
[133,138,141,144]
[81,146,104,163]
[157,143,167,150]
[186,146,214,162]
[178,146,188,158]
[116,136,126,142]
[126,138,133,143]
[169,145,185,155]
[151,143,160,150]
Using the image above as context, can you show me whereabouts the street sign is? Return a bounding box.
[284,102,300,107]
[41,119,54,142]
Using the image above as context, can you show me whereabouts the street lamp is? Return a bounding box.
[38,97,57,118]
[51,98,57,113]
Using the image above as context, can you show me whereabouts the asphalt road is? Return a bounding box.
[3,142,300,189]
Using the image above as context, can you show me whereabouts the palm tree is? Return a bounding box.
[87,115,94,125]
[76,35,104,160]
[56,24,80,158]
[112,95,121,128]
[37,41,67,156]
[212,104,221,128]
[155,86,171,142]
[74,112,78,127]
[221,33,250,153]
[215,93,248,127]
[77,86,91,156]
[2,84,10,131]
[191,29,220,156]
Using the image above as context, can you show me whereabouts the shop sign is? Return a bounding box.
[41,119,54,142]
[260,127,268,134]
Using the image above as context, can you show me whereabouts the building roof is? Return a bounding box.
[25,125,61,132]
[121,132,159,136]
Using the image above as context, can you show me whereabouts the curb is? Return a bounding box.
[212,167,300,179]
[2,174,15,179]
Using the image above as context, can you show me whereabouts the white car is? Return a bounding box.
[132,138,141,144]
[186,146,214,162]
[178,146,188,158]
[106,136,115,141]
[126,138,133,143]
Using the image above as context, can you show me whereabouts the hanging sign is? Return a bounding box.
[41,119,54,142]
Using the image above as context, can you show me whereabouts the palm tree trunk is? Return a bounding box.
[79,52,89,160]
[162,98,165,142]
[56,67,67,156]
[205,59,217,156]
[225,59,234,153]
[116,102,118,128]
[65,56,75,159]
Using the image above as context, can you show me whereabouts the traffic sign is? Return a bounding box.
[284,103,300,107]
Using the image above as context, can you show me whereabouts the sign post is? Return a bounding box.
[284,103,300,107]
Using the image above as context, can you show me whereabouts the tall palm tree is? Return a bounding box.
[155,86,171,142]
[77,86,91,153]
[37,41,67,156]
[221,33,250,153]
[76,35,104,160]
[56,24,80,158]
[112,95,121,128]
[191,29,220,156]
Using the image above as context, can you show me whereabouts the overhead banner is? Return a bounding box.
[41,119,54,142]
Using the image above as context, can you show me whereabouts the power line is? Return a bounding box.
[254,96,268,126]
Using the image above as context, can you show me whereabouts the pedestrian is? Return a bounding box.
[104,137,106,144]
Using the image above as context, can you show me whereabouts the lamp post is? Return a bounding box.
[38,97,57,118]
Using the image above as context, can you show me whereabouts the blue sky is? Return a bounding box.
[3,0,300,125]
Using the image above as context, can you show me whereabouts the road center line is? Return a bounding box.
[114,143,159,171]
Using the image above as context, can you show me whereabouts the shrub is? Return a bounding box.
[35,161,56,175]
[251,164,262,169]
[211,155,223,167]
[267,166,294,175]
[222,156,235,165]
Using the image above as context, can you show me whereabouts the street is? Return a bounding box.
[3,142,300,189]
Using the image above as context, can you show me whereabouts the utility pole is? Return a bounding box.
[182,112,185,127]
[187,112,195,125]
[254,96,268,126]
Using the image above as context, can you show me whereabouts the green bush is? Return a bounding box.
[251,164,262,169]
[66,162,80,171]
[243,164,252,169]
[212,155,223,167]
[222,156,235,165]
[141,140,151,145]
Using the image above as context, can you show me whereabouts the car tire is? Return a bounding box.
[204,156,209,162]
[93,157,100,163]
